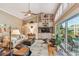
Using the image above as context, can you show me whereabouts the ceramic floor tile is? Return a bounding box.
[30,40,48,56]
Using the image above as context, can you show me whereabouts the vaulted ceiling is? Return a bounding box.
[0,3,59,20]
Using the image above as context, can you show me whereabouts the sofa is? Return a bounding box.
[13,44,30,56]
[22,38,35,46]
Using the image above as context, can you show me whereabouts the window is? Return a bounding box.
[67,15,79,55]
[55,14,79,55]
[63,3,69,12]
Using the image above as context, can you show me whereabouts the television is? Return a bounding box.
[41,27,50,33]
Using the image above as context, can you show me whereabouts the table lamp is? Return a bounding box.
[11,29,20,36]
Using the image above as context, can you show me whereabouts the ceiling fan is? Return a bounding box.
[22,3,38,16]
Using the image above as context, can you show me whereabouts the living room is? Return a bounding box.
[0,3,56,56]
[0,3,79,56]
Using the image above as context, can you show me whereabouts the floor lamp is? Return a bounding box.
[9,26,12,56]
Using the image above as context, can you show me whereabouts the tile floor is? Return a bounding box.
[29,40,48,56]
[28,40,68,56]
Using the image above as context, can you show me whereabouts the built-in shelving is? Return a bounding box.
[38,13,54,40]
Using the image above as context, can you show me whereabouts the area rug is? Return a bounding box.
[29,40,48,56]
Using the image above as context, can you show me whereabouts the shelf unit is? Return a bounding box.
[38,13,54,40]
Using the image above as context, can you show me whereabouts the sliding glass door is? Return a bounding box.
[67,15,79,55]
[55,14,79,56]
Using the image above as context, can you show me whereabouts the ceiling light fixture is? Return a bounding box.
[27,3,31,16]
[22,3,39,16]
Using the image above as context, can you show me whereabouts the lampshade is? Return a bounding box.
[11,29,20,35]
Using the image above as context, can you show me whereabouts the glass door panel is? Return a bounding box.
[67,15,79,56]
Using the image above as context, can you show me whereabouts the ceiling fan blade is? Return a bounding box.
[24,13,28,16]
[38,12,44,14]
[31,13,38,15]
[21,11,27,13]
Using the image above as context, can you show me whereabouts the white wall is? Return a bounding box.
[0,10,22,29]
